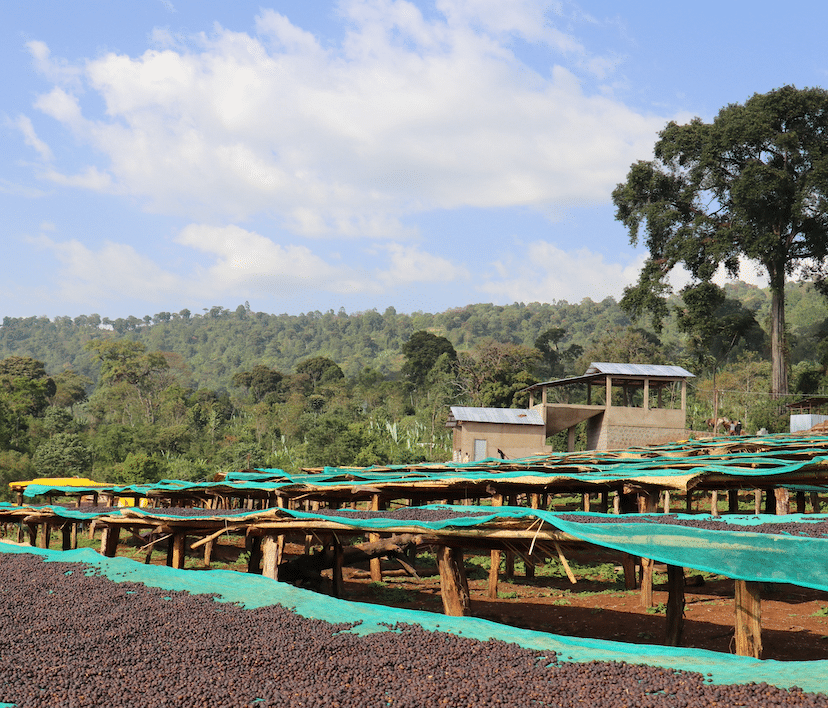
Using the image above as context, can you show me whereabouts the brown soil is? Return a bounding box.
[334,548,828,663]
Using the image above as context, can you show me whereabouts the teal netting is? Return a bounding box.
[18,433,828,500]
[0,543,825,694]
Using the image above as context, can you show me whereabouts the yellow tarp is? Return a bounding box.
[8,477,109,490]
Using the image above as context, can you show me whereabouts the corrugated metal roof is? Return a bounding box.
[585,362,695,378]
[449,407,544,426]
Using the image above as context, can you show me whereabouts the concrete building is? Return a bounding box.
[447,407,546,461]
[525,363,694,451]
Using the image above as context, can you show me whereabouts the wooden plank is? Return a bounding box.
[436,545,470,616]
[734,579,762,658]
[553,541,577,585]
[261,534,284,580]
[639,557,654,608]
[665,565,685,646]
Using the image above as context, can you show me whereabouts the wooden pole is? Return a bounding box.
[710,491,719,517]
[247,537,262,574]
[369,494,385,582]
[171,533,187,569]
[796,491,806,514]
[728,490,739,514]
[262,534,284,580]
[665,565,685,646]
[621,553,638,590]
[599,490,608,513]
[662,490,670,514]
[332,536,345,598]
[754,489,762,515]
[437,545,470,616]
[488,494,503,599]
[613,493,620,515]
[734,579,762,658]
[640,557,654,608]
[100,526,120,558]
[775,488,790,515]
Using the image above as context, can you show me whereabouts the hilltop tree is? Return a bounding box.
[613,85,828,396]
[401,331,457,387]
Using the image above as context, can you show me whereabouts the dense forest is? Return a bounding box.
[1,280,827,499]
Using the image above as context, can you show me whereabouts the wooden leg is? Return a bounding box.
[26,523,37,547]
[61,524,73,551]
[710,490,719,517]
[247,537,262,574]
[37,524,49,549]
[505,550,515,580]
[437,546,470,616]
[640,557,654,608]
[369,494,385,582]
[728,490,739,513]
[262,534,284,580]
[171,533,186,569]
[754,489,762,514]
[734,579,762,658]
[488,550,501,599]
[100,526,120,558]
[774,488,790,515]
[621,554,638,590]
[203,539,213,566]
[665,565,685,646]
[332,537,345,598]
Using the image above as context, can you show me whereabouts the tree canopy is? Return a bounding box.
[613,85,828,395]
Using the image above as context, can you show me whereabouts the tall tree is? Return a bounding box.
[401,331,457,387]
[613,86,828,396]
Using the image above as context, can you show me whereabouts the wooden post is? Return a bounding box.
[26,523,37,547]
[369,494,385,582]
[37,524,50,549]
[247,537,262,574]
[734,580,762,658]
[171,533,186,569]
[437,546,470,616]
[665,565,685,646]
[100,526,120,558]
[754,489,762,515]
[640,557,654,608]
[811,492,821,513]
[710,491,719,517]
[203,539,214,566]
[613,493,620,515]
[765,488,777,514]
[621,554,638,590]
[599,490,608,513]
[796,491,806,514]
[61,523,73,551]
[685,492,693,512]
[262,534,284,580]
[662,490,670,514]
[728,490,739,514]
[488,494,503,599]
[332,536,345,598]
[582,493,591,512]
[774,488,789,515]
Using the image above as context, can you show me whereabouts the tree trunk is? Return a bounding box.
[768,265,788,397]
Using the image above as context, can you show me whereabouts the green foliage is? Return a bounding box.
[106,452,168,485]
[614,86,828,395]
[32,432,93,477]
[401,331,457,386]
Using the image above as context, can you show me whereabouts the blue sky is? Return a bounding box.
[3,0,827,320]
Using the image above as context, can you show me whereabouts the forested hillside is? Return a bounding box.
[1,281,826,497]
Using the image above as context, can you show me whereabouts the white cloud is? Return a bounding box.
[28,223,473,307]
[480,240,646,303]
[13,115,53,161]
[25,1,667,237]
[378,242,470,285]
[30,235,183,304]
[43,165,113,191]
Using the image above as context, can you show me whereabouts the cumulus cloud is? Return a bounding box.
[480,240,646,303]
[13,115,53,161]
[24,0,666,237]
